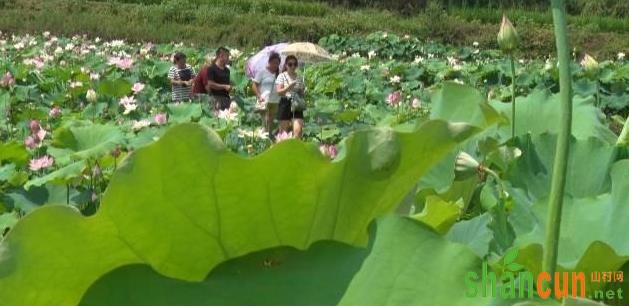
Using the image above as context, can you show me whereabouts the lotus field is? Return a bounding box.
[0,27,628,306]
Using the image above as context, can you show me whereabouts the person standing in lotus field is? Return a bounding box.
[206,47,233,111]
[192,53,213,100]
[252,52,281,133]
[276,55,305,139]
[168,52,195,102]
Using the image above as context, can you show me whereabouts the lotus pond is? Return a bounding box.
[0,30,628,306]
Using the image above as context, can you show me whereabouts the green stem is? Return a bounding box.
[617,116,629,147]
[595,82,600,108]
[484,167,512,252]
[484,167,508,201]
[543,0,573,289]
[510,56,517,138]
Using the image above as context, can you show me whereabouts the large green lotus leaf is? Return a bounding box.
[506,134,618,200]
[604,261,628,306]
[167,103,203,123]
[50,122,126,164]
[431,82,504,128]
[0,212,18,236]
[339,215,495,306]
[515,160,629,295]
[81,102,108,119]
[490,91,617,143]
[417,150,457,193]
[2,184,87,212]
[81,217,535,306]
[0,164,16,182]
[81,240,371,306]
[515,297,606,306]
[502,133,622,268]
[97,79,132,98]
[411,195,461,234]
[126,126,167,150]
[0,121,479,306]
[447,213,493,258]
[0,141,29,167]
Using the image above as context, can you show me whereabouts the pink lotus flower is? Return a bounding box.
[23,57,45,69]
[49,106,62,118]
[154,112,167,125]
[132,82,145,94]
[319,144,338,159]
[29,120,41,133]
[108,56,134,70]
[24,136,37,149]
[117,57,134,70]
[34,129,47,143]
[33,58,45,69]
[386,91,402,107]
[412,98,422,109]
[1,71,15,87]
[275,131,293,143]
[29,155,54,171]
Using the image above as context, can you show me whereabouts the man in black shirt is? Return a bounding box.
[206,47,233,111]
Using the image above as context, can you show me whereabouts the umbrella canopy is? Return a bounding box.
[245,43,289,80]
[280,42,333,63]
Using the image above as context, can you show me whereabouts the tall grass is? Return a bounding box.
[451,7,629,33]
[91,0,331,16]
[313,0,629,18]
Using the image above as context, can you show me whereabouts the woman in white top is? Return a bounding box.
[252,52,281,133]
[275,55,305,139]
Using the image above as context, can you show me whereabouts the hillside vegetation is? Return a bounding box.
[0,0,627,57]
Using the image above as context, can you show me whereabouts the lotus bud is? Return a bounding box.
[580,53,599,72]
[154,112,168,125]
[497,15,519,53]
[86,89,97,103]
[92,165,101,177]
[455,151,481,180]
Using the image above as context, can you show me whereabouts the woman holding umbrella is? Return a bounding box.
[275,55,306,139]
[252,52,281,133]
